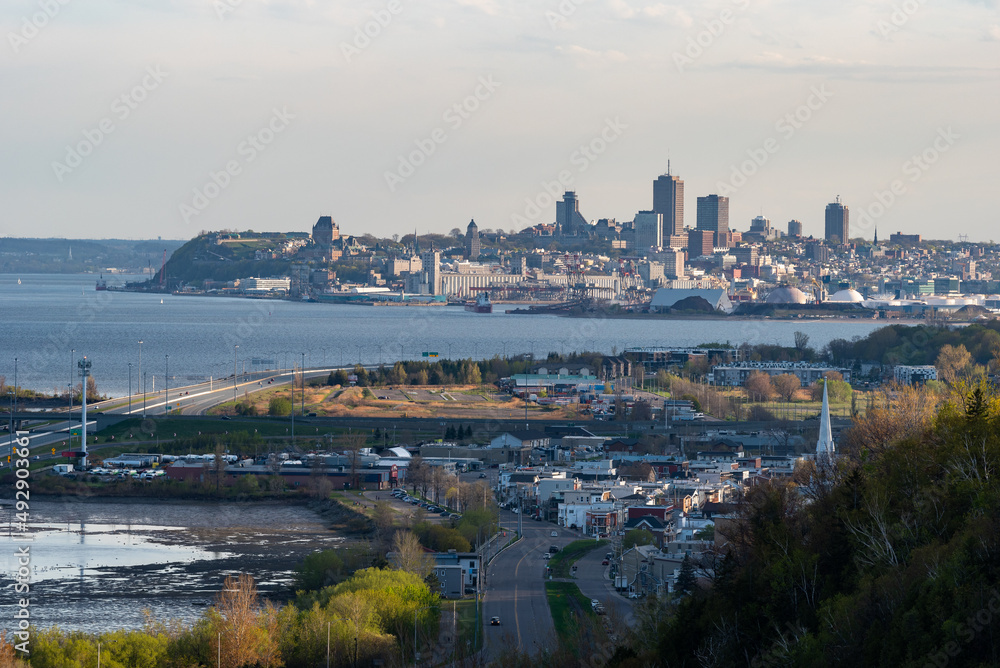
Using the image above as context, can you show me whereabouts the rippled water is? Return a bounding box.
[0,273,890,397]
[0,499,342,633]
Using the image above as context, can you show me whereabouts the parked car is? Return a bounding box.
[601,559,609,565]
[478,473,487,478]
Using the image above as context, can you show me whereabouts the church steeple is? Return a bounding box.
[816,380,835,459]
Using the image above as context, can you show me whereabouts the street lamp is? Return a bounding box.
[69,348,75,446]
[138,340,144,417]
[164,355,169,416]
[234,345,239,404]
[128,362,133,414]
[300,352,306,416]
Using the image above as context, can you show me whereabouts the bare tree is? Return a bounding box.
[772,374,801,402]
[744,371,775,401]
[212,573,267,668]
[390,530,434,579]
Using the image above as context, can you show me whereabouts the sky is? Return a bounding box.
[1,0,998,243]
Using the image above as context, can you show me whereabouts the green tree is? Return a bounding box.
[624,528,656,548]
[268,396,292,416]
[675,554,696,596]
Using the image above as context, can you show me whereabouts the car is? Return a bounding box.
[490,616,501,626]
[628,592,641,599]
[478,473,487,478]
[549,545,559,553]
[550,530,558,537]
[601,559,609,565]
[221,416,232,420]
[595,605,606,615]
[543,553,551,560]
[439,510,449,516]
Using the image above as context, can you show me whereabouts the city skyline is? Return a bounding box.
[1,0,996,242]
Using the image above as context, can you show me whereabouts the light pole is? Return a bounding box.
[300,352,306,416]
[128,362,133,414]
[413,604,435,667]
[68,348,75,447]
[164,355,169,416]
[78,357,91,466]
[234,345,239,405]
[138,340,144,417]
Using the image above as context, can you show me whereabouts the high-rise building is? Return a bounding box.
[688,229,715,259]
[419,250,441,295]
[465,219,481,260]
[556,191,589,235]
[749,215,772,238]
[824,198,849,245]
[653,166,684,238]
[787,220,803,238]
[633,211,663,251]
[696,195,729,234]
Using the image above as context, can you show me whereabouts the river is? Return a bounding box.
[0,498,342,633]
[0,274,891,398]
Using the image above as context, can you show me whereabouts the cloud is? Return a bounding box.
[985,24,1000,40]
[452,0,504,16]
[556,44,629,62]
[606,0,693,27]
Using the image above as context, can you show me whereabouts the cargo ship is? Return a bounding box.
[96,275,107,291]
[464,292,493,314]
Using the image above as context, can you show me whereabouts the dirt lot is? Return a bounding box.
[242,384,587,421]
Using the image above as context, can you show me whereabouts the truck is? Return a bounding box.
[52,464,74,475]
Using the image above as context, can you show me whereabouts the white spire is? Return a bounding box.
[816,380,835,458]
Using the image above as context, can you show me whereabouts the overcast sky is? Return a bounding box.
[2,0,997,242]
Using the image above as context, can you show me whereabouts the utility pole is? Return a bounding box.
[78,357,91,468]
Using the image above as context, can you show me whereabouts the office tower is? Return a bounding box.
[749,215,771,239]
[465,219,481,260]
[419,250,441,295]
[825,198,849,245]
[653,165,684,238]
[633,211,663,251]
[556,191,589,235]
[688,229,714,258]
[787,219,803,237]
[696,194,729,234]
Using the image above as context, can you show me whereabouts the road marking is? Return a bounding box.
[512,541,538,649]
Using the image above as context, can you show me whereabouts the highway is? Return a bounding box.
[482,510,560,659]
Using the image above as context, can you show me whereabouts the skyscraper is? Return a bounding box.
[696,194,729,234]
[633,211,663,251]
[825,198,849,245]
[556,191,589,235]
[787,219,803,238]
[653,165,684,238]
[465,219,480,260]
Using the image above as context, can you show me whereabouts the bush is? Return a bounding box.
[268,396,292,416]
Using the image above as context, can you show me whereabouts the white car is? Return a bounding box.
[550,530,558,537]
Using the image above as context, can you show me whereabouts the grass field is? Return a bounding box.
[548,539,608,578]
[545,581,594,648]
[454,598,483,654]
